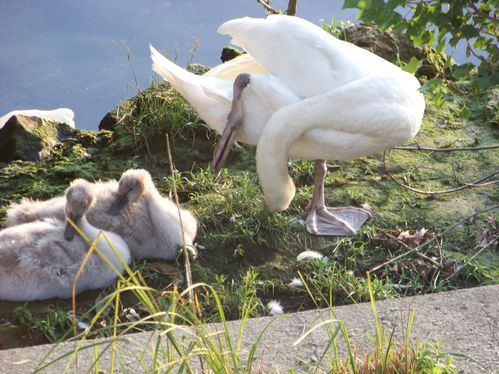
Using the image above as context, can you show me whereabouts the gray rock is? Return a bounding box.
[0,115,75,162]
[343,24,422,65]
[220,46,244,62]
[186,63,210,75]
[98,111,119,131]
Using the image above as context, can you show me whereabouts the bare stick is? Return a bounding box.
[257,0,279,14]
[368,205,499,273]
[369,234,442,273]
[387,234,442,268]
[445,238,498,281]
[369,247,420,273]
[166,134,193,302]
[394,144,499,152]
[383,151,499,194]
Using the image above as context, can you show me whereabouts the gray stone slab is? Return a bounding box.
[0,285,497,373]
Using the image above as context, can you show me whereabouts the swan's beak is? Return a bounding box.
[109,194,128,216]
[64,214,81,241]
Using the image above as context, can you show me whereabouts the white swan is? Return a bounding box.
[0,179,130,301]
[5,169,198,260]
[0,108,75,129]
[150,15,425,236]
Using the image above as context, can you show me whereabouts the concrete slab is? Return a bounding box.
[0,285,497,373]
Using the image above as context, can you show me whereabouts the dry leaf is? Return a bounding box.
[148,262,183,276]
[396,228,434,247]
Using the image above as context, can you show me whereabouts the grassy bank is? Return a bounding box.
[0,76,497,351]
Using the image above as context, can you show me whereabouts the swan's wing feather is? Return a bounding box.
[218,15,404,97]
[150,45,233,131]
[205,54,267,80]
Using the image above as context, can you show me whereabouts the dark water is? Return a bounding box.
[0,0,359,130]
[0,1,474,131]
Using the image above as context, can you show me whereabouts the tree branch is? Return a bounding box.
[256,0,279,14]
[287,0,298,16]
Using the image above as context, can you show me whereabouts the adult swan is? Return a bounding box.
[150,15,425,236]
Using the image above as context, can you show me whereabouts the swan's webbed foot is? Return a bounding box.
[211,73,251,174]
[306,206,371,236]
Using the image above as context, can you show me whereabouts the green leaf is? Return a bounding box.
[402,57,423,75]
[451,63,475,80]
[461,24,479,39]
[342,0,360,9]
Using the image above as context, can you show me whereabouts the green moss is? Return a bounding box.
[0,79,497,349]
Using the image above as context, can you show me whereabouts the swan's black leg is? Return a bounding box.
[306,160,371,236]
[211,73,251,174]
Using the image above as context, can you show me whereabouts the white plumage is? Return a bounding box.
[0,179,130,301]
[151,15,425,236]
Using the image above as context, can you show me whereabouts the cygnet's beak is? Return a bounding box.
[109,194,128,216]
[64,214,81,241]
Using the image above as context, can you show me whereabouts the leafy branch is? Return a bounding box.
[342,0,498,90]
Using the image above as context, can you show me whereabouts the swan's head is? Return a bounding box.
[109,169,153,216]
[64,179,94,240]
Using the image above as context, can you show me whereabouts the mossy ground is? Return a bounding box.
[0,81,497,350]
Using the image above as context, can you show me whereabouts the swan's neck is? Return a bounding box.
[79,216,130,271]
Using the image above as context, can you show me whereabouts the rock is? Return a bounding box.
[220,46,244,63]
[0,115,75,162]
[343,24,443,79]
[98,111,119,131]
[186,63,210,75]
[0,108,75,129]
[344,24,423,65]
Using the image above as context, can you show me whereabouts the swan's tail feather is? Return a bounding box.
[150,45,232,130]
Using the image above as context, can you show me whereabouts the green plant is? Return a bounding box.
[33,258,459,373]
[14,304,74,343]
[342,0,498,90]
[295,275,458,373]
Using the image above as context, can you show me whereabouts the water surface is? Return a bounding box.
[0,0,358,130]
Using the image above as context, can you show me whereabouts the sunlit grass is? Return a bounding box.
[32,255,457,373]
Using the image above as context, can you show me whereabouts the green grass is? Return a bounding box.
[31,246,458,373]
[0,80,497,353]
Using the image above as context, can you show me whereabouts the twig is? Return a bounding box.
[166,134,194,302]
[368,234,442,273]
[256,0,279,14]
[369,247,420,273]
[389,234,442,268]
[368,205,499,273]
[383,151,499,194]
[445,238,498,281]
[394,144,499,152]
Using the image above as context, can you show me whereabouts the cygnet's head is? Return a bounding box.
[109,169,153,216]
[64,179,94,241]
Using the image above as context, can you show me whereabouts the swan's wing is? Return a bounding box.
[218,15,404,97]
[204,54,267,80]
[151,45,234,132]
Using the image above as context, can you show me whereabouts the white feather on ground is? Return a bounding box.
[267,300,284,315]
[296,250,324,261]
[288,278,304,288]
